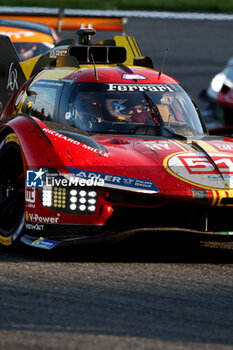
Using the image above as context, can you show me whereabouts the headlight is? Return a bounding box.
[68,188,97,212]
[42,188,53,207]
[40,186,98,214]
[37,169,98,215]
[210,73,226,93]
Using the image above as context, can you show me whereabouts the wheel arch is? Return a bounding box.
[0,115,64,171]
[0,128,25,246]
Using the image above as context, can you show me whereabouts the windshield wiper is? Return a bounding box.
[143,92,187,140]
[143,92,163,126]
[130,124,161,136]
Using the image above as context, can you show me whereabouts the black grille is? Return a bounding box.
[104,191,166,206]
[106,202,233,233]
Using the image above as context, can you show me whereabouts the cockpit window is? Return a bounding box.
[22,80,63,121]
[14,42,54,60]
[66,83,205,136]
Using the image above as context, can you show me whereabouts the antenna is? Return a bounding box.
[57,8,64,33]
[159,48,168,76]
[90,53,98,81]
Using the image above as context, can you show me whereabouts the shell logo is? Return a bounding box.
[165,152,233,189]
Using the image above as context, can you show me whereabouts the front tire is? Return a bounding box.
[0,134,25,246]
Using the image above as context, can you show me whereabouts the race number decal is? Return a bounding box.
[166,152,233,189]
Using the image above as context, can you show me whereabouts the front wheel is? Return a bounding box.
[0,134,25,246]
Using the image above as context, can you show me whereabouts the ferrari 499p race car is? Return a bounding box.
[1,25,233,250]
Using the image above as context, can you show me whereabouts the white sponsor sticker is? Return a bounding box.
[167,152,233,188]
[25,212,60,224]
[107,84,174,93]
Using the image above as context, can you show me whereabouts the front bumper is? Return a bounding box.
[20,225,233,250]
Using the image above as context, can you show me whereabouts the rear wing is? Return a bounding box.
[0,7,126,33]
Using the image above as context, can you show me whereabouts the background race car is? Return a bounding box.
[201,56,233,134]
[0,19,61,60]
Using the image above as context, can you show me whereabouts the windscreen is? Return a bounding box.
[14,42,54,60]
[66,82,205,136]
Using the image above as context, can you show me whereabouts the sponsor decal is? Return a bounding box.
[166,151,233,189]
[50,48,68,58]
[43,128,108,157]
[68,166,159,194]
[214,143,233,151]
[43,128,81,145]
[145,141,172,151]
[25,211,60,224]
[107,83,174,93]
[32,237,58,250]
[25,223,44,231]
[25,188,36,203]
[26,168,45,188]
[7,62,18,91]
[25,202,36,209]
[192,189,209,200]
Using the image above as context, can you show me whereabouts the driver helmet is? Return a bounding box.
[106,99,130,121]
[107,99,149,122]
[17,43,38,60]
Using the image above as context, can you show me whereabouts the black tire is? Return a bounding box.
[0,134,25,246]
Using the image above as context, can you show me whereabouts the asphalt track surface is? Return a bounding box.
[1,17,233,350]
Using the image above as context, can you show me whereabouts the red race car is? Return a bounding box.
[1,26,233,250]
